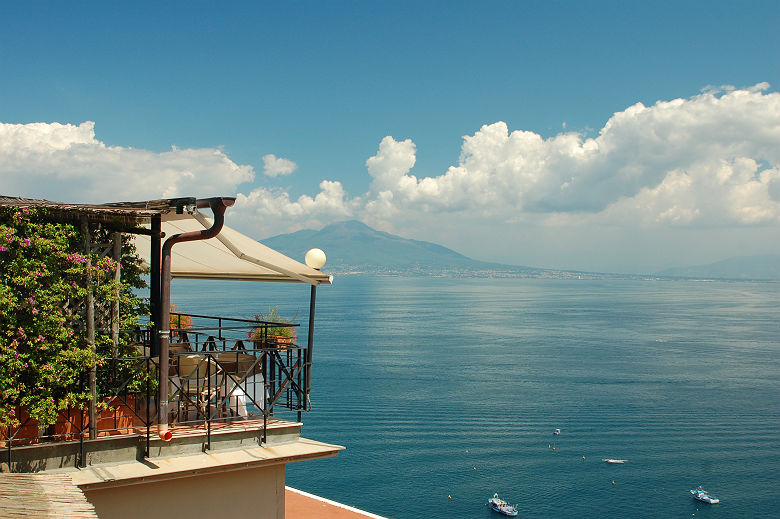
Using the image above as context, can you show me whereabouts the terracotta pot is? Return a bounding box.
[95,395,137,436]
[52,396,139,440]
[0,408,42,446]
[3,396,141,445]
[257,335,295,351]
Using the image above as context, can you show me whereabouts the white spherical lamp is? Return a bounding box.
[305,248,327,270]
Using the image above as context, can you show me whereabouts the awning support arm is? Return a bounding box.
[191,212,318,285]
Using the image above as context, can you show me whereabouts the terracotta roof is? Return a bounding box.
[286,487,389,519]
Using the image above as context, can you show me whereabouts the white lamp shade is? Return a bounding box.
[304,248,327,270]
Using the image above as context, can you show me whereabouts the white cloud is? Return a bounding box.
[0,121,254,203]
[2,84,779,270]
[262,153,297,177]
[353,83,780,228]
[233,180,353,237]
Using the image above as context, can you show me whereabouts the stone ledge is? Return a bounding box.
[69,437,344,489]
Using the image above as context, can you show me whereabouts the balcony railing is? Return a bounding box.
[1,312,309,467]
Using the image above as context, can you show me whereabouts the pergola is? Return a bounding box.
[0,195,331,440]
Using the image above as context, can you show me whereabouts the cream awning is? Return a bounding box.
[133,213,331,285]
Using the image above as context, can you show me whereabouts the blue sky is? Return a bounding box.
[2,1,779,273]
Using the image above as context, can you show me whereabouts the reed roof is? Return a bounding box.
[0,473,98,518]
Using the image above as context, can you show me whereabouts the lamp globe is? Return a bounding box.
[305,248,326,270]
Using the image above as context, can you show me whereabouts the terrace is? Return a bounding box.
[0,195,341,519]
[2,311,319,470]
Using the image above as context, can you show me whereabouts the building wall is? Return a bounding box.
[82,464,285,519]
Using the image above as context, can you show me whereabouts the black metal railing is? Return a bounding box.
[166,312,308,447]
[1,312,309,466]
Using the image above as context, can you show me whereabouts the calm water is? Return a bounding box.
[172,277,780,518]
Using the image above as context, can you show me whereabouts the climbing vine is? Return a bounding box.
[0,207,148,428]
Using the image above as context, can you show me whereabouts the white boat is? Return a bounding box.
[690,486,720,504]
[488,493,518,517]
[553,428,561,435]
[602,459,627,464]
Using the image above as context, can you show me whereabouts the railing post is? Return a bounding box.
[206,354,212,450]
[145,355,151,458]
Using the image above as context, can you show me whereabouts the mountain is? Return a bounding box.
[262,220,780,280]
[261,220,549,276]
[656,255,780,280]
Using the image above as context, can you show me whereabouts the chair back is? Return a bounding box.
[176,354,218,380]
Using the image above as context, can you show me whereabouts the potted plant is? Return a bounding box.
[249,306,298,348]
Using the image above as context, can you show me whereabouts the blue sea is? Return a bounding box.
[172,277,780,518]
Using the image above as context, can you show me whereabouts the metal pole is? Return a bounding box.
[206,356,211,450]
[150,215,161,357]
[111,232,121,359]
[81,219,97,440]
[305,284,317,411]
[158,199,231,441]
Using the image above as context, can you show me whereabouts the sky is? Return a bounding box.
[1,1,779,274]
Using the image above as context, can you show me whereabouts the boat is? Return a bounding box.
[488,493,518,517]
[602,459,627,464]
[553,428,561,435]
[690,486,720,504]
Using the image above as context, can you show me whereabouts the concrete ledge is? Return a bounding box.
[69,437,344,490]
[3,418,304,473]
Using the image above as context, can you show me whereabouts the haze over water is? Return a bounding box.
[173,277,780,518]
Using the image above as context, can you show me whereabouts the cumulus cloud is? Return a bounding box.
[2,83,779,251]
[262,153,297,177]
[233,180,354,237]
[0,121,254,203]
[354,83,780,228]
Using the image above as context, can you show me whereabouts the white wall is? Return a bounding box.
[83,464,285,519]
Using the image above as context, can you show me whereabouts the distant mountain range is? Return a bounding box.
[262,220,780,280]
[655,255,780,280]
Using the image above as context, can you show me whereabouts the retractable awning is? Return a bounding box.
[133,212,331,285]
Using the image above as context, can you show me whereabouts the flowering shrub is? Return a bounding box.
[0,207,148,429]
[169,304,193,330]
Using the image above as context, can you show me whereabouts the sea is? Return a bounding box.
[171,276,780,519]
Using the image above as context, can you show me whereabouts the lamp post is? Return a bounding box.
[302,249,326,421]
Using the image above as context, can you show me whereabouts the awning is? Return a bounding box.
[133,212,332,285]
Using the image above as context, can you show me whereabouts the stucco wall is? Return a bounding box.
[83,464,285,519]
